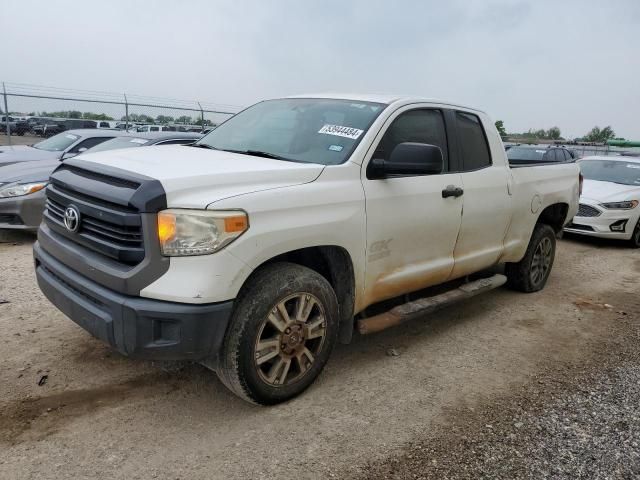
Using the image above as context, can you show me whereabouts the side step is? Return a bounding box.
[357,274,507,335]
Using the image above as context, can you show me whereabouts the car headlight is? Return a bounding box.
[600,200,639,210]
[0,182,48,198]
[157,209,249,256]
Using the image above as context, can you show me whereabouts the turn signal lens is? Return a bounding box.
[224,215,249,233]
[157,212,177,243]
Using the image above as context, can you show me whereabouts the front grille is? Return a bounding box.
[577,204,601,217]
[44,170,146,265]
[567,223,595,231]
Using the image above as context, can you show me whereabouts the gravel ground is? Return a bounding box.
[0,230,638,479]
[356,316,640,479]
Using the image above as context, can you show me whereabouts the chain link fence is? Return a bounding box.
[1,81,241,145]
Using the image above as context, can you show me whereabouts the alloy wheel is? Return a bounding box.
[254,293,327,387]
[530,236,552,286]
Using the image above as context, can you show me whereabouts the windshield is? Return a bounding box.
[507,147,547,161]
[579,159,640,186]
[33,133,80,151]
[197,98,385,165]
[88,136,151,153]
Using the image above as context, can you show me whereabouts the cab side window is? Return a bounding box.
[373,109,448,167]
[455,112,492,171]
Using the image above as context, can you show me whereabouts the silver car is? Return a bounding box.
[0,132,202,230]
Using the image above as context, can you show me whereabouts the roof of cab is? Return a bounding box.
[285,93,486,113]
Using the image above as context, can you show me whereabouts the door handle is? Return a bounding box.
[442,185,464,198]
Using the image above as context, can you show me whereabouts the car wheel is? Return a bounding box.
[630,219,640,248]
[217,262,339,405]
[505,223,556,293]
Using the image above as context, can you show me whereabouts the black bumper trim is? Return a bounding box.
[34,242,233,361]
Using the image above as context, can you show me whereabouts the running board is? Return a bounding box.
[357,274,507,335]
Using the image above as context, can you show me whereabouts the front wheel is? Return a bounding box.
[629,219,640,248]
[217,262,339,405]
[505,224,556,292]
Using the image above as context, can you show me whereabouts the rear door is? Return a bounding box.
[361,105,463,307]
[448,111,512,278]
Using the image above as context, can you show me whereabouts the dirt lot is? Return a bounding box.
[0,134,40,146]
[0,230,638,479]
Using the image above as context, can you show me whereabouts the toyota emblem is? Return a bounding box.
[63,206,81,232]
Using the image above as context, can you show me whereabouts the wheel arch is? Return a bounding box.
[240,245,357,344]
[536,202,569,235]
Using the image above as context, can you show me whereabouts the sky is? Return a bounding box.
[2,0,640,139]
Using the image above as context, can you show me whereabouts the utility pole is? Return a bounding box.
[197,102,205,132]
[2,82,11,146]
[124,93,129,131]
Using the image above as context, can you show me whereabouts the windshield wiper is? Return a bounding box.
[189,143,218,150]
[225,149,292,161]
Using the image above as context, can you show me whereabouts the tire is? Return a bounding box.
[505,223,556,293]
[217,262,339,405]
[629,219,640,248]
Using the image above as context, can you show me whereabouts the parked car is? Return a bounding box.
[41,119,99,137]
[29,118,61,136]
[0,116,31,136]
[135,124,178,133]
[0,129,130,168]
[0,132,201,230]
[33,94,580,404]
[507,145,577,165]
[564,155,640,246]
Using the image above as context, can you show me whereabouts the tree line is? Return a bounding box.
[13,110,213,126]
[495,121,625,143]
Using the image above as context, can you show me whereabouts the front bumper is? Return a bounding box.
[0,189,46,230]
[34,242,234,361]
[564,203,638,240]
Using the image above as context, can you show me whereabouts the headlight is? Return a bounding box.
[157,209,248,256]
[0,182,48,198]
[600,200,639,210]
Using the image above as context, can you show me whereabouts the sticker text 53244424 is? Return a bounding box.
[318,124,364,140]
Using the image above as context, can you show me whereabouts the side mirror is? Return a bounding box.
[77,147,88,153]
[60,152,78,160]
[370,142,443,178]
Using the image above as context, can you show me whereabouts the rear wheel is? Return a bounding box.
[217,262,339,405]
[505,224,556,292]
[630,219,640,248]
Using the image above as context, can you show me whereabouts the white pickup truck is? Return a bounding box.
[34,94,580,404]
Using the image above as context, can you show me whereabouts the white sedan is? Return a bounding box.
[565,155,640,247]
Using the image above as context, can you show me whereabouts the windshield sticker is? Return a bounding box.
[328,145,344,152]
[535,150,546,153]
[318,124,364,140]
[130,138,149,144]
[626,164,640,169]
[350,103,367,109]
[66,134,79,140]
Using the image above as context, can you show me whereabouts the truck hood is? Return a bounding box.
[0,145,61,167]
[75,145,325,207]
[581,179,640,203]
[0,159,60,184]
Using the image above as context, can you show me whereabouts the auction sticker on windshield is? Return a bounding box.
[318,124,364,140]
[66,135,79,140]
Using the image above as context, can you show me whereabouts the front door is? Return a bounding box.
[361,106,463,309]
